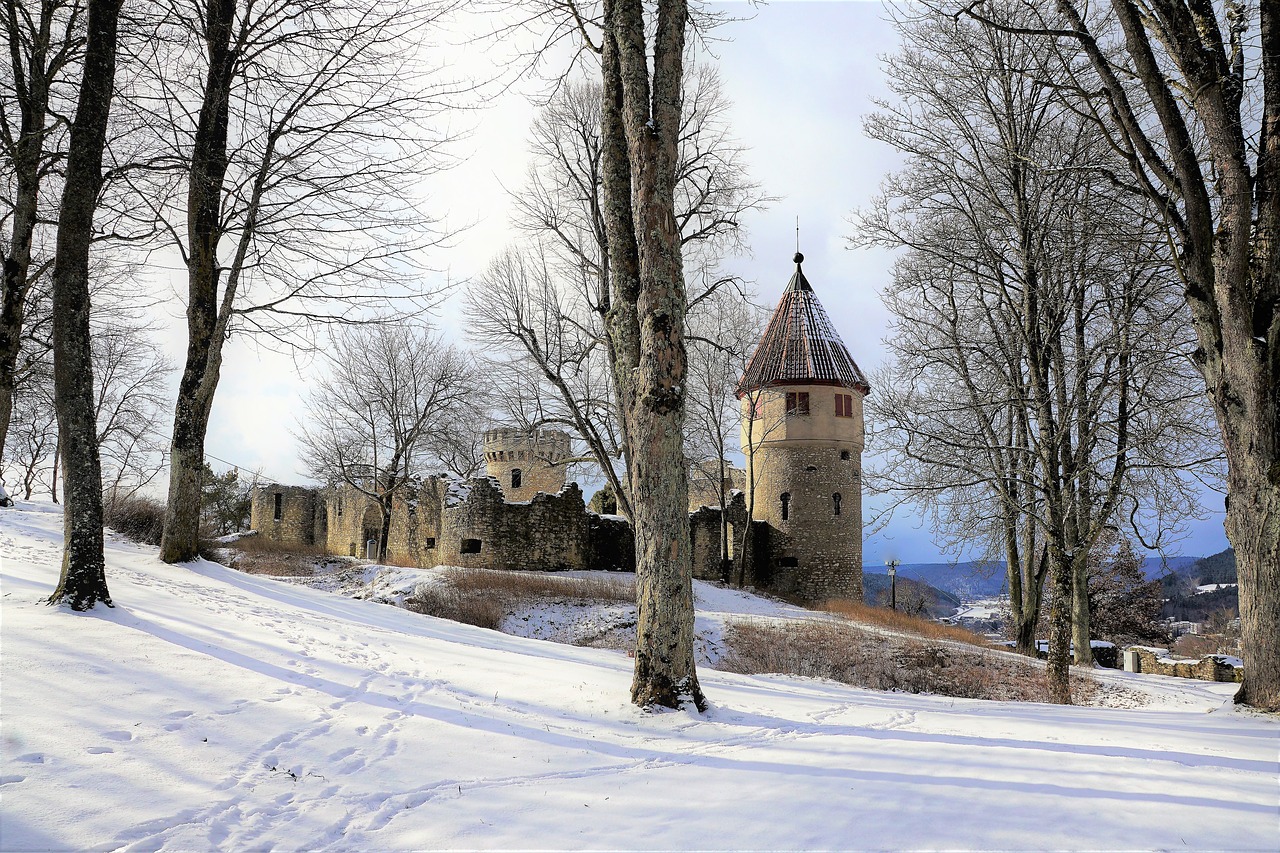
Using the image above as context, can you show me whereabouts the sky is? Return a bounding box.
[154,0,1230,563]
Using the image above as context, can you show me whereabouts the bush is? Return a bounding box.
[404,584,506,630]
[103,494,166,545]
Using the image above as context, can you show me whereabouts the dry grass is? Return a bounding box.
[217,534,335,576]
[103,495,166,545]
[722,618,1098,704]
[403,568,635,632]
[820,598,991,647]
[439,568,635,602]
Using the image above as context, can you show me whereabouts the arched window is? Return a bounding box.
[780,492,791,521]
[511,468,522,488]
[833,493,842,516]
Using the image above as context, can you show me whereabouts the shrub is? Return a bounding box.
[103,494,166,545]
[404,584,506,630]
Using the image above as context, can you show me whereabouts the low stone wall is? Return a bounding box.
[1126,647,1244,683]
[587,514,634,573]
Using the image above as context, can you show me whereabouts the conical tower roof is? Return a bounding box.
[738,253,870,396]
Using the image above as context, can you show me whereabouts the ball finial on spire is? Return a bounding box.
[793,251,804,265]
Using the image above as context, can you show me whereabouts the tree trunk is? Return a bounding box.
[1045,550,1073,704]
[47,0,121,610]
[600,0,703,711]
[1071,552,1094,667]
[160,0,237,564]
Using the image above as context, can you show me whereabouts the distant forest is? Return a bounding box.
[1161,549,1238,622]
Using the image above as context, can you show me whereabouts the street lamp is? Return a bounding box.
[885,559,899,611]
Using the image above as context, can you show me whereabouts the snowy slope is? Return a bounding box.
[2,502,1277,852]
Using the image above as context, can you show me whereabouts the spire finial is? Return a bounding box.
[795,215,800,254]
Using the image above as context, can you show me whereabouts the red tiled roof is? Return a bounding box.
[737,253,870,396]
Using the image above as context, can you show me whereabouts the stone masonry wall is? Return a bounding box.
[1129,648,1243,682]
[740,384,865,603]
[438,478,591,571]
[250,485,319,546]
[483,428,572,503]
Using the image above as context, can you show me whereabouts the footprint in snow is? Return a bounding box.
[0,775,26,785]
[16,753,46,764]
[165,710,194,719]
[102,731,133,742]
[86,746,114,754]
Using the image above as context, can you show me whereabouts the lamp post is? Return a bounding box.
[885,559,899,611]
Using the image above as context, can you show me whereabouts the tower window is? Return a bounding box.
[424,537,436,549]
[460,538,482,554]
[835,393,854,417]
[833,493,842,516]
[840,450,851,461]
[273,493,283,521]
[778,556,799,568]
[785,392,810,416]
[511,468,522,489]
[336,496,343,517]
[780,492,791,521]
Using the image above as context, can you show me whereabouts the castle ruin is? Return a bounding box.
[250,255,869,603]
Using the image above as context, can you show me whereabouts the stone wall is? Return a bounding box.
[1127,648,1243,682]
[588,513,634,572]
[250,485,320,546]
[740,384,865,603]
[688,461,745,512]
[438,478,591,571]
[483,428,572,503]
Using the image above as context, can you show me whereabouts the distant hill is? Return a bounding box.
[873,555,1200,599]
[1186,548,1236,584]
[862,573,960,619]
[873,561,1007,598]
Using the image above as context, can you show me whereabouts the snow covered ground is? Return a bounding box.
[3,501,1277,851]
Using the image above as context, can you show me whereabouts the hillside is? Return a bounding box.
[883,555,1201,599]
[862,572,960,618]
[3,502,1277,851]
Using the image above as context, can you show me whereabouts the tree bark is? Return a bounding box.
[159,0,238,564]
[47,0,121,610]
[600,0,704,711]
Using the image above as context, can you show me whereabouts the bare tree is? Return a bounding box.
[858,5,1216,701]
[685,286,763,576]
[951,0,1280,713]
[468,245,633,516]
[142,0,460,563]
[470,63,766,524]
[1,0,82,467]
[296,325,475,563]
[47,0,122,609]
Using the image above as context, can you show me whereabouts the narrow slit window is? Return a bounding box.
[273,493,283,521]
[833,492,842,516]
[511,468,522,489]
[780,492,791,521]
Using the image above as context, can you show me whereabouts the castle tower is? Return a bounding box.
[738,252,870,602]
[482,427,573,502]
